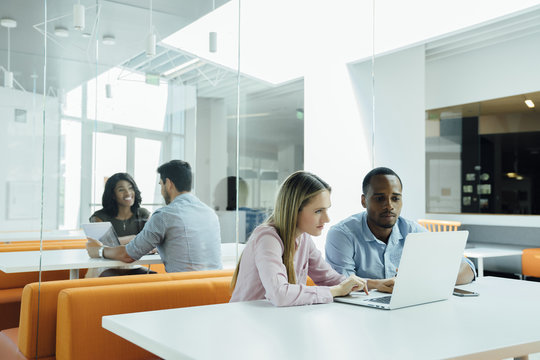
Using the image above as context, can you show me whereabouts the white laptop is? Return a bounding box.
[335,230,469,310]
[81,222,121,247]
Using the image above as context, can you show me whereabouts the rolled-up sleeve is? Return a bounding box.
[255,235,333,306]
[325,226,357,277]
[126,212,165,260]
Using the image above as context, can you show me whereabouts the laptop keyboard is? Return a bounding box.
[367,296,391,304]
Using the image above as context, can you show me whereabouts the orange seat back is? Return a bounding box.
[522,248,540,278]
[417,219,461,232]
[18,269,233,359]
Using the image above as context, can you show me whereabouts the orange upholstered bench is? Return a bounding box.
[0,240,89,331]
[0,270,73,331]
[0,269,233,360]
[0,239,87,252]
[56,277,233,359]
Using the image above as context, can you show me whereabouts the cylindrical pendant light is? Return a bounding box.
[73,3,85,30]
[146,33,156,57]
[209,32,217,53]
[1,17,17,88]
[4,71,13,88]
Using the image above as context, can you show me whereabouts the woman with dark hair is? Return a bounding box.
[230,171,374,307]
[87,172,152,277]
[90,172,150,236]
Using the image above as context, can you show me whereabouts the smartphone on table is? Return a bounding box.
[453,288,479,297]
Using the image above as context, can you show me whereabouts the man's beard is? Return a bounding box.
[163,191,171,205]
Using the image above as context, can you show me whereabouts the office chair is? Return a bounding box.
[417,219,461,232]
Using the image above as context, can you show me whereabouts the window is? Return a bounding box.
[426,92,540,214]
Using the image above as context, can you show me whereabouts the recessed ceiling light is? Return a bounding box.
[54,26,69,37]
[0,18,17,28]
[102,35,116,45]
[524,99,535,108]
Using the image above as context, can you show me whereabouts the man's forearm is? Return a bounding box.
[103,245,135,263]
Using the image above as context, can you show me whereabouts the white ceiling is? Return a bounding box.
[0,0,229,93]
[1,1,540,157]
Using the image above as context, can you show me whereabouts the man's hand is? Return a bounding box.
[367,277,396,293]
[330,275,368,297]
[86,237,104,258]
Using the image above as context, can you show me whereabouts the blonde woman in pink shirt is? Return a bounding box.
[230,171,368,306]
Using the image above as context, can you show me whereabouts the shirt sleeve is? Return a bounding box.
[254,234,334,306]
[325,226,358,277]
[126,211,165,260]
[307,238,346,286]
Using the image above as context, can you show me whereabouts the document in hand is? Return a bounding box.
[82,222,121,247]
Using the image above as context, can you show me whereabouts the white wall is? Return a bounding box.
[426,32,540,110]
[372,46,426,221]
[304,60,372,250]
[0,87,60,230]
[305,46,426,231]
[195,97,228,208]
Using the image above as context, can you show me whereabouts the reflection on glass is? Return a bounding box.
[134,137,162,212]
[60,120,82,229]
[91,133,127,214]
[63,86,82,118]
[86,68,168,131]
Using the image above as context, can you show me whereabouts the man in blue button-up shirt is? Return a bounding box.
[87,160,222,273]
[325,167,475,292]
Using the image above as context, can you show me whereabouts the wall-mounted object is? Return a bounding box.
[14,109,27,123]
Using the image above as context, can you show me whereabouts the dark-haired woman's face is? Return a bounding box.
[114,180,135,208]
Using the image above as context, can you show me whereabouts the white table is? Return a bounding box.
[464,246,523,277]
[0,243,245,279]
[103,277,540,360]
[0,249,162,279]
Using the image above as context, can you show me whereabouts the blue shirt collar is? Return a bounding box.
[361,211,404,245]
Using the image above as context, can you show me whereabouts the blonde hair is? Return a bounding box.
[231,171,330,291]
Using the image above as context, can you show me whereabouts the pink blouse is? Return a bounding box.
[230,225,346,306]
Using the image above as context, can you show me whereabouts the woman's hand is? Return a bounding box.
[367,278,396,293]
[330,275,367,297]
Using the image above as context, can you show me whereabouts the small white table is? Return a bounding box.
[103,277,540,360]
[464,246,523,277]
[0,249,162,279]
